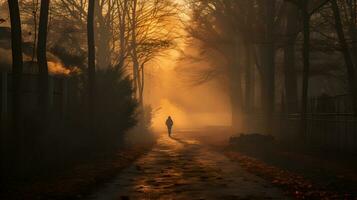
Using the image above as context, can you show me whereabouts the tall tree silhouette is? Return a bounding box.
[87,0,96,126]
[262,0,276,134]
[284,2,299,114]
[7,0,23,135]
[301,0,310,139]
[331,0,357,115]
[37,0,50,119]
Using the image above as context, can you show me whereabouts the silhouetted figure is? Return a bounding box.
[165,116,174,137]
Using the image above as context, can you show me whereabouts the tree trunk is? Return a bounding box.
[230,65,243,132]
[115,0,128,71]
[130,0,141,101]
[31,0,39,62]
[331,0,357,115]
[37,0,50,118]
[7,0,23,177]
[96,28,111,69]
[346,0,357,67]
[140,63,145,107]
[87,0,96,127]
[229,40,244,131]
[7,0,23,137]
[263,0,276,134]
[244,43,253,113]
[301,0,310,138]
[349,24,357,67]
[284,3,299,114]
[95,1,111,69]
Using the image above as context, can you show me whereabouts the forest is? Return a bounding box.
[177,0,357,152]
[1,0,357,199]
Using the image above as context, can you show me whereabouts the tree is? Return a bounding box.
[184,0,283,132]
[129,0,140,101]
[115,0,130,71]
[7,0,23,136]
[283,2,299,113]
[87,0,96,126]
[301,0,310,138]
[185,0,247,130]
[50,0,128,70]
[128,0,177,106]
[18,0,40,62]
[286,0,333,137]
[37,0,50,118]
[6,0,24,177]
[261,0,276,134]
[331,0,357,115]
[343,0,357,66]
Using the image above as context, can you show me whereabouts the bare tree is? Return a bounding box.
[114,0,130,71]
[7,0,23,135]
[87,0,96,125]
[286,0,333,137]
[283,2,299,113]
[343,0,357,66]
[128,0,178,106]
[331,0,357,115]
[261,0,276,134]
[301,0,311,138]
[184,0,284,132]
[37,0,50,118]
[184,0,245,130]
[19,0,40,61]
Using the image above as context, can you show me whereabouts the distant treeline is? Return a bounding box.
[181,0,357,137]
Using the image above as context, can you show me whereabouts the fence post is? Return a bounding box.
[74,76,80,106]
[1,72,7,121]
[0,72,8,171]
[48,76,54,109]
[61,77,68,118]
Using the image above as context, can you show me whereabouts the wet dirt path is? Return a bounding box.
[88,133,289,200]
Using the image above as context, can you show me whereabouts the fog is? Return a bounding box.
[2,0,357,198]
[143,51,232,131]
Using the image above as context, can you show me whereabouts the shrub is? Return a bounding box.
[93,68,138,149]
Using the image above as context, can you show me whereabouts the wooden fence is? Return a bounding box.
[0,72,80,123]
[246,94,357,152]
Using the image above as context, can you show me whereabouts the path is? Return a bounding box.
[88,132,289,200]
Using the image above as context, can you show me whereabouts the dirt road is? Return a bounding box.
[88,132,289,200]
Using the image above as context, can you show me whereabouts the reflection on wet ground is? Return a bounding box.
[88,133,289,200]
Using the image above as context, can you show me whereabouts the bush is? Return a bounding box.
[93,68,138,149]
[124,104,157,146]
[1,68,139,180]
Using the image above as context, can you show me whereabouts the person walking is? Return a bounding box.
[165,116,174,137]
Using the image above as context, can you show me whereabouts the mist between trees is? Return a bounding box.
[1,0,357,183]
[176,0,357,150]
[0,0,179,180]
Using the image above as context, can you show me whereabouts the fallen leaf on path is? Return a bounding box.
[225,151,354,199]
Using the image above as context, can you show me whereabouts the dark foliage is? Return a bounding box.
[50,44,86,69]
[93,68,138,149]
[1,68,138,182]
